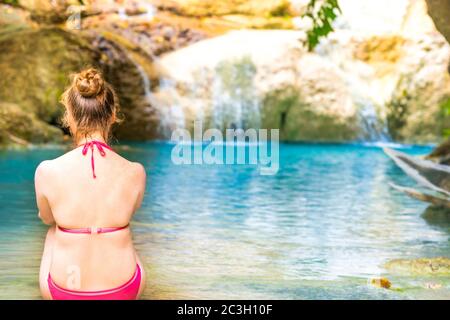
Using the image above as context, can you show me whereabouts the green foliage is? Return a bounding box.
[269,1,292,18]
[386,89,410,141]
[441,98,450,137]
[302,0,341,51]
[1,0,19,5]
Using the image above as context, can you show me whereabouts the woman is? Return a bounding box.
[35,68,146,300]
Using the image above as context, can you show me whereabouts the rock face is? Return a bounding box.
[0,25,161,145]
[150,0,295,31]
[17,0,74,23]
[153,30,360,141]
[0,27,99,145]
[152,0,450,143]
[0,102,62,145]
[425,0,450,44]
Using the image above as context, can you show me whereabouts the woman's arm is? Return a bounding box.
[133,162,147,212]
[35,161,55,225]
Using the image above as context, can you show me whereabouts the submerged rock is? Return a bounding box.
[384,257,450,276]
[370,277,392,289]
[421,205,450,229]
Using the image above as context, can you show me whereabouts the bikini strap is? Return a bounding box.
[58,224,129,234]
[81,140,113,179]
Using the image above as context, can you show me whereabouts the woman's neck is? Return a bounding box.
[76,133,107,146]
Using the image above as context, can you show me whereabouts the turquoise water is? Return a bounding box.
[0,142,449,299]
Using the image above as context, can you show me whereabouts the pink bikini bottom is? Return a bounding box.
[47,264,142,300]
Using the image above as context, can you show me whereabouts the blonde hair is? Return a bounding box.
[61,68,121,144]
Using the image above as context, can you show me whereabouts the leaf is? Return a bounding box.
[301,0,341,51]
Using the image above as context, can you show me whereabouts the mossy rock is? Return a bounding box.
[0,27,101,125]
[0,102,63,145]
[261,88,359,142]
[384,257,450,276]
[0,27,162,144]
[161,0,294,18]
[387,94,450,144]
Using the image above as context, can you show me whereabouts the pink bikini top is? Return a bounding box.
[81,140,113,179]
[58,224,129,234]
[57,140,128,235]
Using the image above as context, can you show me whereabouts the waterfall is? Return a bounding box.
[211,74,261,131]
[134,59,153,103]
[157,77,186,137]
[359,102,390,142]
[152,56,262,138]
[210,56,261,132]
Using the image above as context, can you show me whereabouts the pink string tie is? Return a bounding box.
[81,140,113,179]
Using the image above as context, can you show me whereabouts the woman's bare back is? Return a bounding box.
[36,145,146,291]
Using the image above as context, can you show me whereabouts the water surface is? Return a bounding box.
[0,142,449,299]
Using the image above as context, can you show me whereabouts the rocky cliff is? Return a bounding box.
[154,0,450,143]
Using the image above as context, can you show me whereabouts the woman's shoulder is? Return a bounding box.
[127,161,147,182]
[34,148,83,181]
[34,158,58,188]
[35,158,55,176]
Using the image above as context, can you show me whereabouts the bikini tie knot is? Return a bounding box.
[81,140,113,179]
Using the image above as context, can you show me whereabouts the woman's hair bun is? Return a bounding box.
[74,68,105,98]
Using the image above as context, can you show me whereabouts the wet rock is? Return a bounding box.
[81,11,207,56]
[0,102,63,146]
[421,205,450,229]
[384,257,450,275]
[0,3,35,32]
[0,28,100,141]
[425,0,450,44]
[385,34,450,144]
[427,139,450,165]
[150,0,295,17]
[150,0,295,31]
[17,0,74,24]
[370,277,392,289]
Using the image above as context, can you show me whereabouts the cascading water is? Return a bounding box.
[156,77,186,137]
[111,2,189,138]
[153,56,262,138]
[359,102,390,142]
[211,57,261,131]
